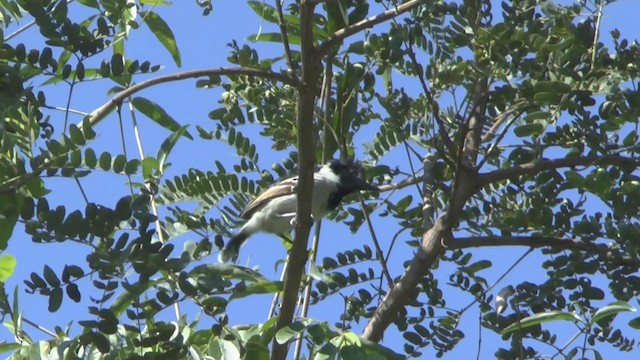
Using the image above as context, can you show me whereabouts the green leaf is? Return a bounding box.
[43,265,60,287]
[0,193,21,250]
[0,254,17,281]
[524,111,551,122]
[208,338,240,359]
[131,97,192,138]
[68,124,85,146]
[142,11,181,66]
[99,152,112,171]
[564,170,584,188]
[501,311,582,335]
[229,281,283,301]
[48,287,63,312]
[591,301,636,324]
[463,260,492,274]
[66,283,81,303]
[629,316,640,329]
[246,1,279,23]
[533,92,563,105]
[157,125,191,174]
[142,157,159,179]
[125,159,140,175]
[76,0,99,8]
[248,33,300,45]
[275,323,307,344]
[0,343,21,354]
[514,123,544,137]
[84,148,97,168]
[534,80,572,94]
[110,280,157,316]
[112,154,126,173]
[403,331,422,345]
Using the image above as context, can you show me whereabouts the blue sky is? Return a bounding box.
[4,0,640,358]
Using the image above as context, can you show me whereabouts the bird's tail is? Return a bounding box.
[218,232,248,263]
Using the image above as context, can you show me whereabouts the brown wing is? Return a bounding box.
[240,177,298,219]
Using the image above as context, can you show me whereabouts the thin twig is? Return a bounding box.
[590,1,604,70]
[476,310,482,360]
[405,33,456,155]
[268,261,288,319]
[42,105,89,116]
[126,98,179,320]
[21,316,57,338]
[275,0,297,74]
[459,249,533,315]
[476,109,523,169]
[359,195,393,288]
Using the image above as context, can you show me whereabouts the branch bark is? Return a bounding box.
[317,0,421,57]
[478,155,640,185]
[83,67,300,128]
[270,1,319,359]
[449,236,597,251]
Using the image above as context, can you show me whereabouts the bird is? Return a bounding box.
[218,159,379,263]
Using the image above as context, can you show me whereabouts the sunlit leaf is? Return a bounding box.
[141,11,181,66]
[501,311,582,335]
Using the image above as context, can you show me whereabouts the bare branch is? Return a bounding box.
[376,175,421,192]
[317,0,421,57]
[276,0,297,74]
[478,155,640,185]
[359,195,394,288]
[405,34,456,155]
[83,67,300,128]
[449,236,596,251]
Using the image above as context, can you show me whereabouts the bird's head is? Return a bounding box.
[326,159,379,193]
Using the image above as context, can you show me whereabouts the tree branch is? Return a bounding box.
[478,155,640,185]
[83,67,300,128]
[449,236,596,251]
[362,216,450,341]
[276,0,297,74]
[270,1,319,359]
[316,0,421,58]
[376,175,421,192]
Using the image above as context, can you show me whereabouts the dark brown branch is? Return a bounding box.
[449,236,594,251]
[84,68,300,128]
[270,1,319,359]
[478,155,640,185]
[317,0,421,57]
